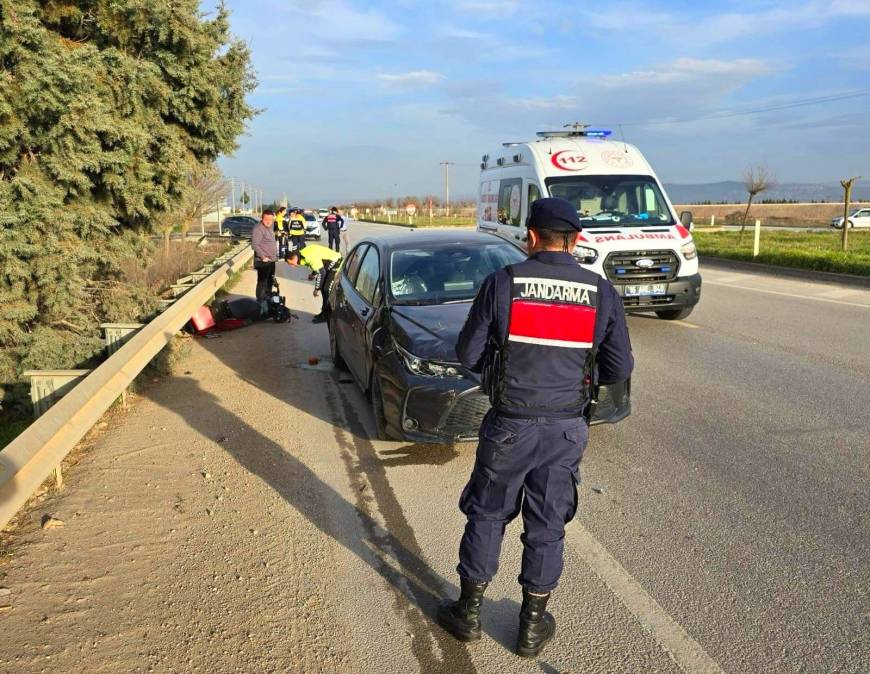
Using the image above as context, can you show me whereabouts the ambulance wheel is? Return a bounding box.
[329,322,346,370]
[655,307,694,320]
[369,373,395,441]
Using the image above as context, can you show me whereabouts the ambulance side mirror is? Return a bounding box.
[679,211,694,231]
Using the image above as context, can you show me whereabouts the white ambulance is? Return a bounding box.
[478,126,701,320]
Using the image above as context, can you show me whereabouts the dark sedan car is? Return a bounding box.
[328,230,630,443]
[222,215,259,238]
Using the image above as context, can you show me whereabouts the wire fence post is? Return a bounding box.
[753,219,761,257]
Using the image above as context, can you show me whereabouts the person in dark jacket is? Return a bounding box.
[436,198,634,658]
[322,207,344,252]
[251,210,278,307]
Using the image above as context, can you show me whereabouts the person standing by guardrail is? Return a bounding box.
[252,210,278,310]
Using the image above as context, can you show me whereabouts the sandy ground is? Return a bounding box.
[0,267,367,673]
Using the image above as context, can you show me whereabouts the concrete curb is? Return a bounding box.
[700,256,870,289]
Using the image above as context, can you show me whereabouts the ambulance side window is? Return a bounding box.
[498,179,523,227]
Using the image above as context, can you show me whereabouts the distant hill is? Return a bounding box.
[664,181,870,204]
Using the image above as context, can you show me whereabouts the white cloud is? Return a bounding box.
[453,0,520,15]
[597,58,771,88]
[376,70,446,87]
[579,1,870,46]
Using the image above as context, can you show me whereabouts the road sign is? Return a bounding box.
[406,204,417,215]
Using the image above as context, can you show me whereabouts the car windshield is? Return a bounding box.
[545,175,675,228]
[304,214,316,222]
[389,242,526,305]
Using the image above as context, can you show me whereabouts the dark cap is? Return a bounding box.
[527,197,581,232]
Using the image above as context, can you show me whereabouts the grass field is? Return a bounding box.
[679,202,870,228]
[694,229,870,276]
[356,215,475,228]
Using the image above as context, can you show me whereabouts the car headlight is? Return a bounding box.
[396,344,464,379]
[681,241,697,260]
[574,246,598,264]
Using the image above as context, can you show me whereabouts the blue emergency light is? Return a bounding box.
[585,129,612,138]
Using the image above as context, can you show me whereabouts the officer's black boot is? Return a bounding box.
[516,589,556,658]
[436,580,488,642]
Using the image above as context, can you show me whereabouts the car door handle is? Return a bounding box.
[361,306,370,317]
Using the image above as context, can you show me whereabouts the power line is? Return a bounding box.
[614,88,870,128]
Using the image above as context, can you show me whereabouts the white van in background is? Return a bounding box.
[478,125,701,320]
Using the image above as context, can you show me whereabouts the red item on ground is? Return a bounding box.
[191,306,217,334]
[308,356,319,365]
[216,318,249,331]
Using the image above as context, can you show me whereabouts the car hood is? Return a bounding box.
[389,303,472,362]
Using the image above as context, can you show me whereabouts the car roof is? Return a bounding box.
[359,228,510,251]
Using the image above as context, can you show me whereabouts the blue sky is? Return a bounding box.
[209,0,870,205]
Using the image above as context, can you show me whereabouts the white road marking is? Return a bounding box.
[814,288,865,299]
[705,281,870,308]
[566,522,725,674]
[670,321,701,329]
[706,273,756,284]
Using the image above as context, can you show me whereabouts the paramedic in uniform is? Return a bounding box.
[437,198,634,658]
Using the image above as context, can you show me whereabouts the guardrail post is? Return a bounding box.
[710,214,715,226]
[22,369,92,488]
[101,323,144,356]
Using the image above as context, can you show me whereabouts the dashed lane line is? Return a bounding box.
[669,321,701,329]
[566,522,725,674]
[704,281,870,309]
[704,273,757,284]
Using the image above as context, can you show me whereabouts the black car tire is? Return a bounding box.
[329,321,347,370]
[369,372,396,441]
[655,307,694,320]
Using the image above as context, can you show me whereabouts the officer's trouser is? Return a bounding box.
[327,228,341,252]
[457,410,587,594]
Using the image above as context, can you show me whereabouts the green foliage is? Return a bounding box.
[694,230,870,276]
[0,0,255,402]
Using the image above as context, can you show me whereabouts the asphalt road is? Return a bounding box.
[328,220,870,673]
[1,219,867,673]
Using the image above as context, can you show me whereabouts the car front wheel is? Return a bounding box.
[329,321,346,370]
[369,373,396,441]
[655,307,694,320]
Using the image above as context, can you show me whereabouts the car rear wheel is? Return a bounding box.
[655,307,694,320]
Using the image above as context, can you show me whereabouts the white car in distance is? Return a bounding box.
[831,207,870,229]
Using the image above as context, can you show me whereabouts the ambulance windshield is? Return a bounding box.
[545,175,674,228]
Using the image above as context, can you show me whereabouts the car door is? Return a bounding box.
[332,244,367,361]
[857,209,870,228]
[344,245,382,388]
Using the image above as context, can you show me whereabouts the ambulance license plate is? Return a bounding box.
[624,283,667,297]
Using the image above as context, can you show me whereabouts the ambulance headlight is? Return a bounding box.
[396,344,464,379]
[680,242,697,260]
[574,246,598,264]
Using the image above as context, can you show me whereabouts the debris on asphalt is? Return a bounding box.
[591,487,605,494]
[40,515,64,530]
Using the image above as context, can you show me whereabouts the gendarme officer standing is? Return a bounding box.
[437,198,634,658]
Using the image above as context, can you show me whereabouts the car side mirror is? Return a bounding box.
[590,379,631,426]
[679,211,694,231]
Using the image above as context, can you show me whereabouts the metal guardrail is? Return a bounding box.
[0,241,253,530]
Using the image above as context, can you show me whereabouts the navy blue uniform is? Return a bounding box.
[454,250,633,593]
[322,213,344,252]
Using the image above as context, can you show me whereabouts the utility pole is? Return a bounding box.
[840,176,861,252]
[440,161,455,217]
[230,177,235,216]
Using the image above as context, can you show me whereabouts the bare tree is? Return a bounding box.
[738,165,776,245]
[840,176,861,252]
[182,164,228,234]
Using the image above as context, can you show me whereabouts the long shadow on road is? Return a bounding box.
[143,315,527,672]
